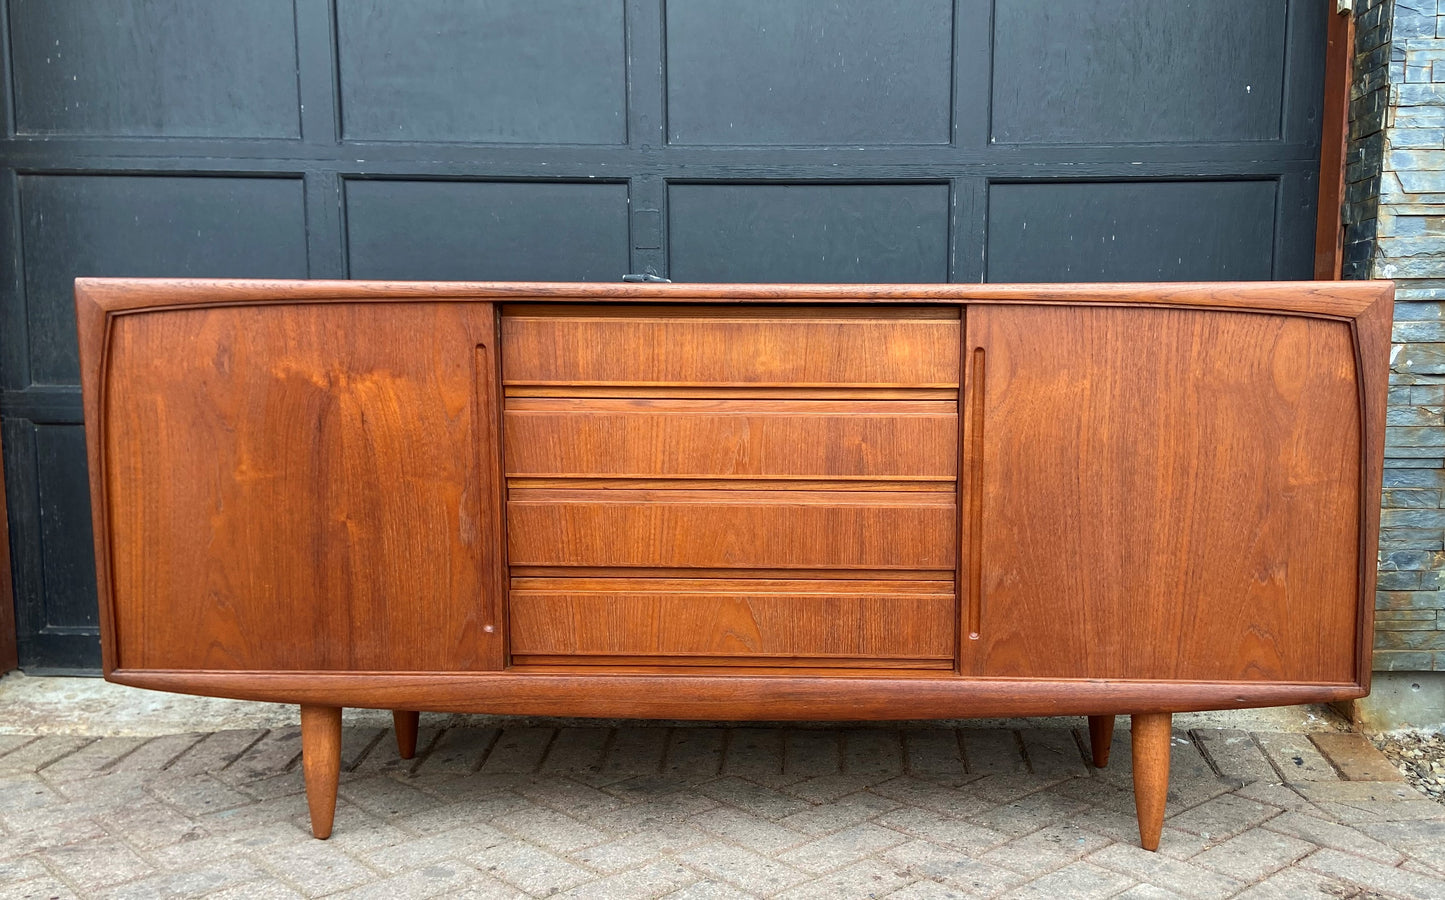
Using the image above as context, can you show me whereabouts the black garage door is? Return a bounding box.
[0,0,1327,672]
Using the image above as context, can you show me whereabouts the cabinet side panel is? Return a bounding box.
[965,305,1360,683]
[104,302,501,671]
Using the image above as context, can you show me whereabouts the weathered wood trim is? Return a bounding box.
[1315,7,1354,279]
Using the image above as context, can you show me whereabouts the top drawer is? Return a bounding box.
[501,305,961,390]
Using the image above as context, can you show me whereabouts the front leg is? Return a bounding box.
[300,705,343,839]
[1130,712,1172,851]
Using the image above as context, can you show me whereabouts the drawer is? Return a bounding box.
[501,305,960,390]
[507,489,957,570]
[509,577,955,666]
[504,398,958,483]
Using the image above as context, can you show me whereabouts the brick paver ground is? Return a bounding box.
[1,721,1441,898]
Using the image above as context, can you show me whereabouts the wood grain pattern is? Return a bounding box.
[507,489,957,570]
[1131,712,1172,852]
[509,577,955,662]
[101,302,505,671]
[1314,8,1354,280]
[300,705,342,839]
[963,305,1362,683]
[73,278,1391,321]
[110,668,1368,719]
[502,305,960,389]
[504,398,957,482]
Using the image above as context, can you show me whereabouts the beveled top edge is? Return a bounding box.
[74,277,1394,321]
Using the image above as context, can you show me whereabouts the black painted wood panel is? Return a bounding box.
[17,176,309,386]
[668,183,951,283]
[9,0,301,139]
[992,0,1291,145]
[337,0,627,144]
[986,181,1280,282]
[346,180,631,281]
[665,0,955,145]
[0,0,1330,670]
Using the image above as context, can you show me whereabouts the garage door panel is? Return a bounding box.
[8,0,301,139]
[668,184,951,283]
[665,0,956,145]
[18,175,309,386]
[986,180,1278,283]
[991,0,1289,145]
[337,0,627,144]
[345,180,631,281]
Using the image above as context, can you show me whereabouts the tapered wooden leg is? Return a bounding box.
[1131,712,1172,852]
[393,710,420,759]
[300,705,342,840]
[1088,715,1115,768]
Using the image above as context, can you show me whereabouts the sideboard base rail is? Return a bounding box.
[110,669,1364,720]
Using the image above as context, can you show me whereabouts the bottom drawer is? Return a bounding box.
[509,577,956,668]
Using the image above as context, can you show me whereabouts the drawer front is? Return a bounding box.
[502,305,960,389]
[507,489,957,570]
[509,577,955,667]
[505,398,958,483]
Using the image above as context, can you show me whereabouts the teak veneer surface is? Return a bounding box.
[76,279,1392,847]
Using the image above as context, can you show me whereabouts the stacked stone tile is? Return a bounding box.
[1349,0,1445,674]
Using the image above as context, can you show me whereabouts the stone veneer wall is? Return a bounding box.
[1348,0,1445,674]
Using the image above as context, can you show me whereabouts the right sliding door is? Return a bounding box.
[961,304,1362,683]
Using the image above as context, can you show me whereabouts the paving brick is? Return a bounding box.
[478,727,554,774]
[966,787,1090,838]
[339,727,398,775]
[903,729,966,778]
[784,730,843,777]
[876,807,1011,854]
[676,841,812,895]
[883,840,1025,895]
[844,729,904,777]
[776,822,907,874]
[337,774,444,821]
[493,800,607,854]
[326,862,518,900]
[1262,810,1406,864]
[561,860,696,899]
[1165,792,1281,841]
[199,880,308,900]
[540,726,611,775]
[1300,847,1445,900]
[258,838,381,897]
[1188,827,1315,881]
[1005,861,1136,900]
[664,728,725,777]
[570,822,707,873]
[1230,865,1365,899]
[0,736,96,776]
[37,736,148,781]
[1087,843,1245,900]
[773,858,914,900]
[960,729,1027,775]
[722,727,784,777]
[109,733,206,773]
[94,856,275,900]
[775,788,898,835]
[978,821,1112,874]
[661,879,758,899]
[0,734,37,758]
[38,838,156,893]
[871,776,996,818]
[600,726,667,777]
[1355,818,1445,874]
[417,726,499,775]
[220,728,302,785]
[146,772,256,817]
[164,729,268,777]
[1019,728,1089,778]
[695,806,810,855]
[1308,732,1407,782]
[360,824,510,875]
[698,775,809,819]
[1,874,81,900]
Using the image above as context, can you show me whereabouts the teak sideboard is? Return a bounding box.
[75,279,1393,849]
